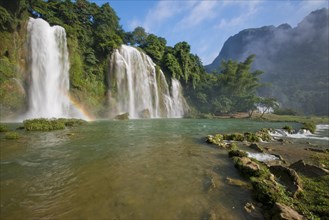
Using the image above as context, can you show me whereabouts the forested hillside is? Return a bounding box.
[206,8,329,116]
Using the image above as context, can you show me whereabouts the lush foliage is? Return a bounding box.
[23,118,86,131]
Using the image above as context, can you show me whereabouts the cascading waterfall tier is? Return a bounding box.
[108,45,187,119]
[25,18,86,120]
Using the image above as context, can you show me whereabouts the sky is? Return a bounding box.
[90,0,328,65]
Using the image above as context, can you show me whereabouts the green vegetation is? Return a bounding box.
[0,123,8,132]
[296,175,329,219]
[4,131,19,139]
[23,118,86,131]
[228,149,248,158]
[282,125,293,134]
[301,122,316,134]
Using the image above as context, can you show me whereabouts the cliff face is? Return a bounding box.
[0,6,29,120]
[206,9,329,115]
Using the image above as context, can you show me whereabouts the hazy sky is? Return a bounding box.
[91,0,328,65]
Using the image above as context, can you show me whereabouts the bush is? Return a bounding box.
[0,123,8,132]
[4,131,19,139]
[23,118,86,131]
[228,149,248,158]
[274,108,298,116]
[24,118,66,131]
[301,122,316,134]
[223,133,244,141]
[244,132,261,142]
[282,125,293,134]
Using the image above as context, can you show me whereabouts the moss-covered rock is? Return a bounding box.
[248,143,264,153]
[114,112,129,120]
[23,118,86,131]
[223,133,244,141]
[228,149,248,158]
[4,131,19,139]
[251,177,290,206]
[244,132,261,142]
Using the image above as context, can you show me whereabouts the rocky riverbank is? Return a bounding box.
[206,128,329,220]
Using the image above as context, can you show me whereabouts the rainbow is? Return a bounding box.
[68,95,95,121]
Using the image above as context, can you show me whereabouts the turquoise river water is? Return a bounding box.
[0,119,306,219]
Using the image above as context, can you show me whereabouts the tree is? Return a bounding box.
[258,97,279,118]
[131,26,147,46]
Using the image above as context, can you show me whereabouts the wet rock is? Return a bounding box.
[233,157,262,177]
[269,165,302,198]
[290,160,329,178]
[226,177,251,189]
[114,112,129,120]
[139,109,151,119]
[204,176,216,192]
[248,143,264,153]
[269,203,304,220]
[244,202,263,219]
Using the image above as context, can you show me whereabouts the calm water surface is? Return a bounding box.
[1,119,299,219]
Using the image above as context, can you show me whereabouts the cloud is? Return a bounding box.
[129,1,197,32]
[215,1,261,29]
[177,1,219,29]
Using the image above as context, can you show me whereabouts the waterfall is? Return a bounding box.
[108,45,186,119]
[25,18,86,120]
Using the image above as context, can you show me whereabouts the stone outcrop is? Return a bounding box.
[269,203,304,220]
[290,160,329,178]
[269,165,302,198]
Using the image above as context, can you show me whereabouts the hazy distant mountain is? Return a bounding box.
[205,8,329,115]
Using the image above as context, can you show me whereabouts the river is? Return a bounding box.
[0,119,308,219]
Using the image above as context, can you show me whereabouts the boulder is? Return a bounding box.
[226,177,251,189]
[244,202,263,219]
[248,143,264,153]
[269,165,302,198]
[114,112,129,120]
[269,203,304,220]
[290,160,329,178]
[234,157,262,177]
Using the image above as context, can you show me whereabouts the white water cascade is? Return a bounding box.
[108,45,187,118]
[25,18,86,120]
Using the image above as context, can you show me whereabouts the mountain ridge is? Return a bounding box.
[205,8,329,115]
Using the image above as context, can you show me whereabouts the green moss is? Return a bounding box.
[251,177,291,207]
[294,175,329,219]
[228,149,248,158]
[4,131,19,139]
[23,118,86,131]
[244,132,261,142]
[223,133,244,141]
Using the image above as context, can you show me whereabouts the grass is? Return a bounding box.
[253,113,329,125]
[4,131,19,139]
[0,123,8,132]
